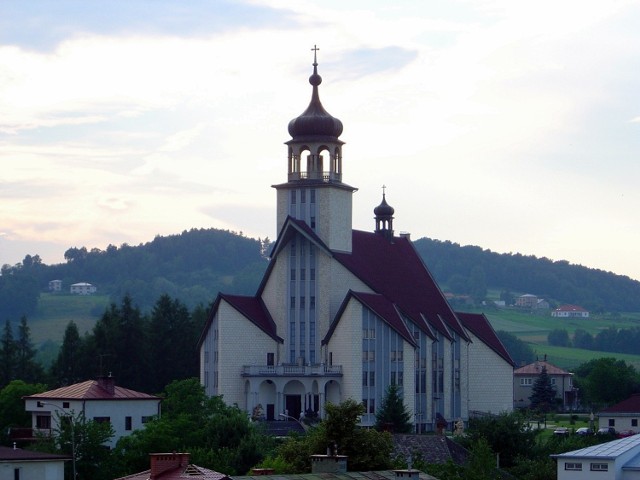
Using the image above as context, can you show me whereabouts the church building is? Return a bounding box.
[198,51,514,432]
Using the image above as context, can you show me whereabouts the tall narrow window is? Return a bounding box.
[125,416,132,431]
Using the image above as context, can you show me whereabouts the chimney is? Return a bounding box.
[97,374,115,395]
[150,453,190,479]
[310,455,347,474]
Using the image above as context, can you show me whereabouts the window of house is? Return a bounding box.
[391,372,397,385]
[609,419,615,427]
[550,378,556,385]
[520,378,533,386]
[368,351,375,361]
[564,463,582,471]
[125,416,132,431]
[204,371,209,387]
[93,417,110,424]
[267,353,275,366]
[310,189,316,203]
[633,419,638,427]
[370,371,375,386]
[368,398,375,414]
[36,415,51,430]
[204,351,209,363]
[62,402,70,409]
[590,463,608,471]
[14,468,19,480]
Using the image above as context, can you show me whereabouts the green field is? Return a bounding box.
[461,306,640,370]
[30,293,111,345]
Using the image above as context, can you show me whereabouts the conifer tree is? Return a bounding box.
[15,316,44,382]
[374,384,413,433]
[529,366,556,412]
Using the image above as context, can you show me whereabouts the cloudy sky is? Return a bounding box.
[1,0,639,281]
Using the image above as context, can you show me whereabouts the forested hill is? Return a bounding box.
[2,228,640,321]
[413,238,640,312]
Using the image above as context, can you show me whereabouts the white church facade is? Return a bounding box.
[198,52,514,432]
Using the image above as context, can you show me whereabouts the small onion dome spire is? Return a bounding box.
[374,186,395,240]
[288,45,343,140]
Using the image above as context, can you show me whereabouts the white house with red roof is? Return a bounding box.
[598,393,640,434]
[23,376,161,448]
[197,53,515,433]
[552,304,589,318]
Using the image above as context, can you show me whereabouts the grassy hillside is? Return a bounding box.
[462,306,640,370]
[30,293,110,344]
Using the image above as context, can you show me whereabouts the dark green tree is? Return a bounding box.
[374,384,412,433]
[460,411,536,469]
[51,321,85,386]
[573,329,594,350]
[496,330,535,366]
[547,329,570,347]
[0,380,47,442]
[15,316,44,382]
[147,295,198,393]
[529,366,556,412]
[0,320,16,387]
[468,266,487,303]
[574,357,639,407]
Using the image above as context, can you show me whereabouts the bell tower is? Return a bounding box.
[273,46,356,253]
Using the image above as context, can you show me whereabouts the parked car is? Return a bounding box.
[597,427,616,436]
[617,429,637,438]
[575,427,591,435]
[553,427,569,436]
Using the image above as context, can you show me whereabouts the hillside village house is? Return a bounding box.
[48,279,62,292]
[551,304,590,318]
[197,53,514,433]
[598,394,640,434]
[69,282,97,295]
[513,358,576,410]
[23,376,161,448]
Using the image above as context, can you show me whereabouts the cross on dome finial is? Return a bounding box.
[311,45,319,66]
[382,184,387,196]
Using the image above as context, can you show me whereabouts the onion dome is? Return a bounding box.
[288,53,343,141]
[374,193,395,217]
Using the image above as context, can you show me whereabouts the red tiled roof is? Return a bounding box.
[0,446,70,462]
[25,380,160,401]
[456,312,515,366]
[333,231,469,341]
[514,360,572,376]
[116,466,231,480]
[600,393,640,414]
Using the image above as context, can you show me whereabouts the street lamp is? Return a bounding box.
[37,401,77,480]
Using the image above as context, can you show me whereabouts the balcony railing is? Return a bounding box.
[242,364,342,377]
[288,171,341,182]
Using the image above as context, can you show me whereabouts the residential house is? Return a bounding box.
[0,446,68,480]
[197,54,515,433]
[113,452,231,480]
[23,376,161,448]
[48,280,62,292]
[552,434,640,479]
[515,294,538,308]
[69,282,97,295]
[552,304,590,318]
[598,393,640,434]
[513,358,575,410]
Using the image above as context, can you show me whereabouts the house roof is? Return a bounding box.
[554,304,588,312]
[392,434,470,466]
[514,360,572,376]
[24,380,160,401]
[333,231,469,341]
[600,393,640,414]
[234,471,437,480]
[455,312,515,366]
[116,465,231,480]
[552,434,640,460]
[0,446,70,462]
